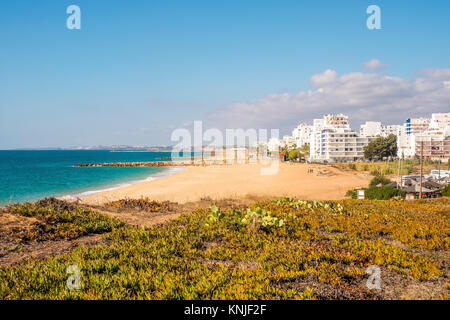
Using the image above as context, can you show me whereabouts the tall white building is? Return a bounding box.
[292,123,312,148]
[360,121,401,137]
[360,121,382,137]
[282,135,296,149]
[266,137,281,153]
[405,117,430,135]
[397,113,450,160]
[411,128,450,162]
[310,118,326,160]
[430,113,450,131]
[309,114,373,162]
[397,126,414,158]
[383,124,402,137]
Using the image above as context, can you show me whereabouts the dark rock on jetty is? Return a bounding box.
[75,161,200,167]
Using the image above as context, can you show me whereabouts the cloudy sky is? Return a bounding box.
[209,66,450,134]
[0,0,449,148]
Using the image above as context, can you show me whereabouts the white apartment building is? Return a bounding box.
[360,121,401,137]
[292,123,312,148]
[360,121,382,137]
[405,117,430,135]
[282,135,296,149]
[383,124,402,136]
[397,126,415,158]
[266,137,281,153]
[410,128,450,162]
[310,114,373,162]
[310,118,326,160]
[430,113,450,131]
[398,113,450,159]
[324,114,349,128]
[283,112,449,162]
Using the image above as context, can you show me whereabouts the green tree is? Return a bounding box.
[347,186,405,200]
[369,174,391,187]
[299,144,310,158]
[365,186,406,200]
[364,134,397,159]
[443,185,450,197]
[287,149,301,160]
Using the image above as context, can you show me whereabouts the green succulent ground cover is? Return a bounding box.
[1,198,449,299]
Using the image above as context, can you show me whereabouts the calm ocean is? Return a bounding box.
[0,150,176,205]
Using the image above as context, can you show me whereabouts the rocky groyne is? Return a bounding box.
[75,161,199,167]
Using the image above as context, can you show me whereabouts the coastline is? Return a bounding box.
[80,162,370,205]
[60,166,186,201]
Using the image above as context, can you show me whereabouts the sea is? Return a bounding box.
[0,150,183,206]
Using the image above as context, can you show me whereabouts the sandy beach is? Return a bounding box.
[81,162,370,205]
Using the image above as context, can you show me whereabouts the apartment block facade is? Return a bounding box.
[405,117,430,135]
[292,123,312,148]
[430,113,450,131]
[360,121,401,137]
[398,113,450,160]
[411,129,450,162]
[310,114,372,162]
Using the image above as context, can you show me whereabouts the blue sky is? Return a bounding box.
[0,0,449,148]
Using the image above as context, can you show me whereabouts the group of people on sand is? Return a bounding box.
[307,169,314,173]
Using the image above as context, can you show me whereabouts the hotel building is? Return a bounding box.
[405,117,431,135]
[309,114,373,162]
[397,113,450,161]
[292,123,312,148]
[360,121,402,138]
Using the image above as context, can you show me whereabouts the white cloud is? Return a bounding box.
[209,68,450,130]
[419,68,450,80]
[310,69,338,87]
[363,59,387,71]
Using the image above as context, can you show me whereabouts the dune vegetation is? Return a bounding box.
[2,198,124,242]
[0,197,449,300]
[332,159,448,176]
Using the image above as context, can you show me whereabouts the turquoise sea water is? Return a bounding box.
[0,150,175,205]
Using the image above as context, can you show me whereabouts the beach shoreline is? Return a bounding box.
[80,162,370,205]
[59,166,187,201]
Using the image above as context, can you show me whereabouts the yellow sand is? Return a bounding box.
[81,162,370,205]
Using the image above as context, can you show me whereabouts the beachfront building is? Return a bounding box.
[359,121,402,138]
[405,117,430,135]
[310,118,326,160]
[266,137,281,153]
[397,125,415,158]
[292,123,312,148]
[397,113,450,160]
[410,128,450,162]
[359,121,381,137]
[429,112,450,131]
[383,124,402,137]
[282,135,296,149]
[309,114,373,163]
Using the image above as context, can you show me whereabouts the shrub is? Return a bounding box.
[105,198,173,212]
[347,185,405,200]
[443,185,450,197]
[241,207,285,232]
[365,186,406,200]
[370,169,382,176]
[369,175,391,187]
[345,189,356,198]
[4,198,124,241]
